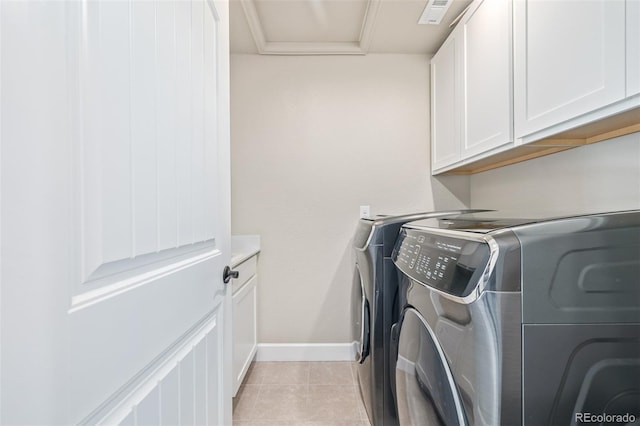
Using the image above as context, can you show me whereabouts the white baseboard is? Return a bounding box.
[256,343,358,362]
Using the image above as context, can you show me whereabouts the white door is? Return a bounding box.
[0,0,232,424]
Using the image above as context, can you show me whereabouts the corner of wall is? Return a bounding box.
[430,174,472,210]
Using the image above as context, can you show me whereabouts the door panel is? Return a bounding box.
[83,313,224,425]
[156,1,178,252]
[77,0,221,297]
[160,368,180,425]
[0,0,231,424]
[176,0,195,246]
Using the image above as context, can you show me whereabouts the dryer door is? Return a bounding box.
[395,307,467,426]
[352,264,370,363]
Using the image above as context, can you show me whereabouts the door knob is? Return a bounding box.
[223,265,239,284]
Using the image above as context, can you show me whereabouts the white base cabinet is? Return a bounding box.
[232,254,258,396]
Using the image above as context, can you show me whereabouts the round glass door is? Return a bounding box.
[395,308,467,425]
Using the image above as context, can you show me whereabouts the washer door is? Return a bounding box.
[395,308,467,426]
[352,264,370,363]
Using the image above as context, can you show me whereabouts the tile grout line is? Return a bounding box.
[306,363,311,423]
[253,362,268,421]
[234,363,264,422]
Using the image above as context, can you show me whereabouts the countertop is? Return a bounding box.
[231,235,261,267]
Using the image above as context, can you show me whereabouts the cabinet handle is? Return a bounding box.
[223,266,239,284]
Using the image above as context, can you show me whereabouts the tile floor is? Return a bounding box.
[232,361,372,426]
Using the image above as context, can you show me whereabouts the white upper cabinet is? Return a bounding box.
[431,35,461,171]
[514,0,626,139]
[431,0,513,173]
[461,0,513,158]
[628,0,640,96]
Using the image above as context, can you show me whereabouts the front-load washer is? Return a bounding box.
[391,210,640,425]
[351,210,485,426]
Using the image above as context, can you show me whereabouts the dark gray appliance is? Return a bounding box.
[351,210,484,426]
[391,210,640,425]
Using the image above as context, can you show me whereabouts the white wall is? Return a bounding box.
[230,54,468,344]
[470,132,640,212]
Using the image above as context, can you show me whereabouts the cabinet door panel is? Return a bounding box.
[514,0,626,138]
[431,36,460,171]
[628,0,640,96]
[462,0,513,157]
[233,275,258,395]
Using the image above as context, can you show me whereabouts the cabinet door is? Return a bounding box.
[514,0,626,138]
[461,0,513,158]
[628,0,640,96]
[232,275,258,395]
[431,35,461,171]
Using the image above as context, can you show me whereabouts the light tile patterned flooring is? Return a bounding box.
[233,361,372,426]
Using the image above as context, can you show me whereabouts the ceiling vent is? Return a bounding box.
[418,0,453,25]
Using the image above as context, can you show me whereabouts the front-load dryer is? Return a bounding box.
[391,210,640,425]
[351,210,485,426]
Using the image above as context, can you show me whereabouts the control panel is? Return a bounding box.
[393,228,491,297]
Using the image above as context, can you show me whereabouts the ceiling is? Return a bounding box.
[230,0,474,55]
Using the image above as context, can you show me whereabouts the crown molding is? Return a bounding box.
[240,0,383,55]
[358,0,383,52]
